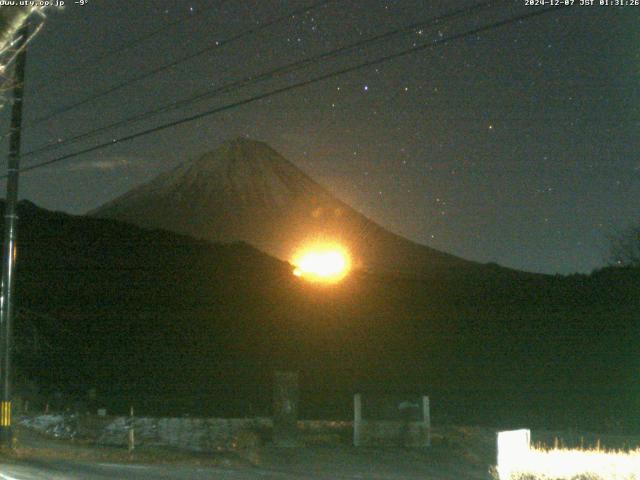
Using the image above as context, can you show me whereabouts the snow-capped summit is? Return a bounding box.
[166,138,331,208]
[92,138,475,274]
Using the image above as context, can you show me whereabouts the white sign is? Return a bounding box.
[496,429,531,480]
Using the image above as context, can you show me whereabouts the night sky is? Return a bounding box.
[0,0,638,274]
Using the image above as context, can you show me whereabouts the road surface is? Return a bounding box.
[2,460,306,479]
[1,425,495,479]
[0,454,489,479]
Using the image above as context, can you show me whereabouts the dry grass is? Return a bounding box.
[496,444,640,480]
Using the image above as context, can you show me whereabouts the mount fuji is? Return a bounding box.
[92,138,481,274]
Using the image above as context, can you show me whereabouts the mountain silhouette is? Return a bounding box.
[4,199,638,429]
[92,138,478,274]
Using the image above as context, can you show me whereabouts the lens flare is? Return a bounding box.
[292,244,350,282]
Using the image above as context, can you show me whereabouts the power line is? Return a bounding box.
[5,4,569,178]
[15,4,568,175]
[27,0,333,126]
[28,1,229,95]
[21,0,502,159]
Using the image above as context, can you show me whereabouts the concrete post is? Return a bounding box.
[422,395,431,447]
[273,371,300,447]
[128,406,135,453]
[353,393,362,447]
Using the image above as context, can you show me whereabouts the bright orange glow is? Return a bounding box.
[292,244,351,283]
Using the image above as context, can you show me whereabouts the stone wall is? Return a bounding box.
[19,414,353,452]
[356,420,431,447]
[21,412,431,451]
[97,416,272,451]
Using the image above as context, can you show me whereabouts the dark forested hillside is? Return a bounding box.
[7,200,640,431]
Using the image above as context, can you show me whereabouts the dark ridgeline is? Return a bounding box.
[90,138,477,276]
[2,139,637,431]
[7,201,640,430]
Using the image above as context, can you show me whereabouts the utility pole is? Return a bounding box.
[0,22,29,448]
